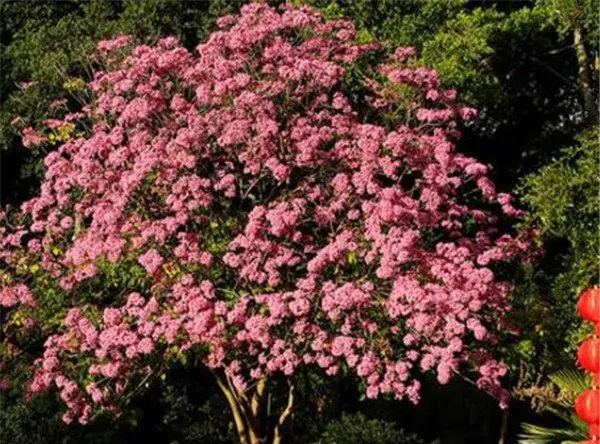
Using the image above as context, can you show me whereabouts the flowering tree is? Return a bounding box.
[1,4,531,443]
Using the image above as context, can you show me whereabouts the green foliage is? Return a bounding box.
[511,126,599,382]
[152,365,237,444]
[420,7,504,106]
[317,412,429,444]
[308,0,465,49]
[0,393,126,444]
[520,127,598,246]
[534,0,599,43]
[518,422,587,444]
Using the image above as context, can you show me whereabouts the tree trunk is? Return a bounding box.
[573,27,599,123]
[214,372,295,444]
[214,373,253,444]
[498,404,509,444]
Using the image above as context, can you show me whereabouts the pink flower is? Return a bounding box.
[393,47,416,60]
[137,338,154,354]
[22,127,46,148]
[97,35,133,53]
[60,217,74,230]
[138,249,164,275]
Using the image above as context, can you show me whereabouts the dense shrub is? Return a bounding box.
[318,412,428,444]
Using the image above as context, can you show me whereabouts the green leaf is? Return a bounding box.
[518,422,587,444]
[548,369,591,395]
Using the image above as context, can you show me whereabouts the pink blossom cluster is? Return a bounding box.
[21,126,46,148]
[0,3,533,424]
[0,284,36,308]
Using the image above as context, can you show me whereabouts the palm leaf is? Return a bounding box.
[518,422,588,444]
[544,407,588,431]
[548,370,591,395]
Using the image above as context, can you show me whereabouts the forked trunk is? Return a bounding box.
[214,372,295,444]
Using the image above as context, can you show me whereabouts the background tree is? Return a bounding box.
[512,127,599,392]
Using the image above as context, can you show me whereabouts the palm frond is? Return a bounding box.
[548,370,591,395]
[518,422,588,444]
[544,407,588,431]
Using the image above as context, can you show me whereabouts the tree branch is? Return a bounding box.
[272,382,295,444]
[251,378,266,418]
[214,372,250,444]
[224,374,265,444]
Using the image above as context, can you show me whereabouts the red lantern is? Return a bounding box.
[575,389,600,424]
[579,338,600,373]
[578,288,600,323]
